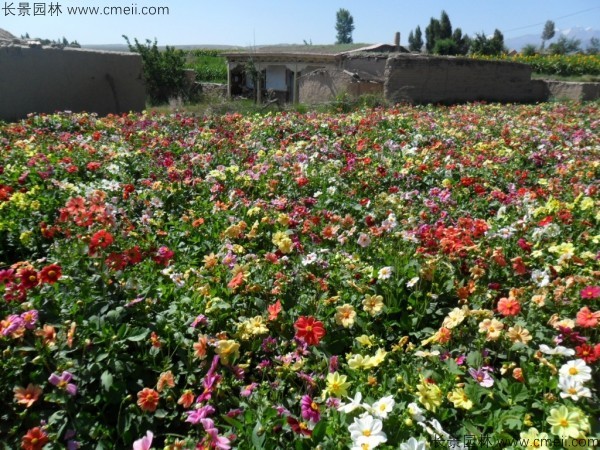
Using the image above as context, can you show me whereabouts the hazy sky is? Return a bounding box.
[3,0,600,46]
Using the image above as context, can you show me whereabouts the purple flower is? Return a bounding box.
[469,368,494,387]
[329,355,339,373]
[200,419,231,449]
[240,382,258,397]
[49,371,77,396]
[2,314,23,336]
[20,310,38,329]
[190,314,208,328]
[300,395,320,423]
[186,405,216,424]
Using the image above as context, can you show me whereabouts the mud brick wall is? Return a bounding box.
[384,54,547,104]
[0,46,145,121]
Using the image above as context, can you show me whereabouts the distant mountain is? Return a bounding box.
[505,26,600,51]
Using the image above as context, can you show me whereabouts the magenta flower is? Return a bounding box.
[580,285,600,299]
[49,371,77,396]
[468,368,494,387]
[186,404,215,424]
[300,395,321,423]
[20,310,38,329]
[132,430,153,450]
[200,418,231,450]
[1,314,23,336]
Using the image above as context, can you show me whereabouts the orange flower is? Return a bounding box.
[137,388,160,412]
[497,297,521,317]
[576,307,600,328]
[14,384,43,408]
[436,327,452,344]
[193,335,208,359]
[227,271,245,290]
[150,331,161,348]
[21,426,49,450]
[267,300,282,321]
[35,325,57,346]
[157,371,175,392]
[177,390,195,409]
[512,367,524,383]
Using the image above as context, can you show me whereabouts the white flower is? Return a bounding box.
[406,402,425,422]
[531,269,550,287]
[400,437,428,450]
[301,253,317,266]
[348,414,387,448]
[538,344,576,357]
[559,359,592,384]
[406,277,419,288]
[558,378,592,401]
[357,233,371,248]
[368,396,395,419]
[337,392,365,414]
[377,267,392,280]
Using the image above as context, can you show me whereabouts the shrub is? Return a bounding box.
[123,36,187,105]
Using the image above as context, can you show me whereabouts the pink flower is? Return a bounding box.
[200,418,231,449]
[186,405,215,424]
[581,286,600,300]
[48,371,77,396]
[469,368,494,387]
[300,395,321,423]
[132,430,153,450]
[576,306,600,328]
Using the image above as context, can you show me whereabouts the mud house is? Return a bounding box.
[223,41,408,104]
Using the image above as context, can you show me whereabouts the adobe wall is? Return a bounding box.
[343,54,387,79]
[0,46,145,121]
[298,68,383,104]
[545,80,600,101]
[384,54,547,104]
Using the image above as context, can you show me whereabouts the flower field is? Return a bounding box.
[0,102,599,449]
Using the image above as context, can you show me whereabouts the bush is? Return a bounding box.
[124,36,187,105]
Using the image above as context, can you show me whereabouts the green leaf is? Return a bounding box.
[100,370,113,391]
[222,415,244,431]
[311,419,327,443]
[251,421,265,449]
[126,329,149,342]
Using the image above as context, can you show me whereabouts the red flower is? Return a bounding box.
[137,388,160,412]
[39,264,62,284]
[18,268,39,290]
[287,416,312,437]
[575,343,598,364]
[21,427,49,450]
[294,316,326,346]
[497,297,521,317]
[89,229,114,253]
[580,286,600,300]
[576,306,600,328]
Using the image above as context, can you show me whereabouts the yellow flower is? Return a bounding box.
[369,348,387,367]
[579,197,594,211]
[362,294,384,316]
[442,307,467,329]
[347,353,372,370]
[272,231,293,254]
[237,316,269,340]
[356,335,375,348]
[547,405,581,438]
[447,387,473,410]
[478,318,504,341]
[214,339,240,365]
[519,428,550,449]
[335,304,356,328]
[417,379,442,412]
[506,325,532,345]
[325,372,351,397]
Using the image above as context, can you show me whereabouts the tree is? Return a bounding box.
[452,28,471,55]
[439,10,452,40]
[408,26,424,52]
[335,9,354,44]
[522,44,538,56]
[123,35,187,105]
[587,37,600,55]
[541,20,555,50]
[470,29,505,56]
[548,35,581,55]
[425,17,441,52]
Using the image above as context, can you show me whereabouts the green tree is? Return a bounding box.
[408,26,424,52]
[439,10,452,40]
[522,44,538,56]
[335,8,354,44]
[433,38,458,55]
[548,35,581,55]
[123,35,187,105]
[470,29,505,56]
[452,28,471,55]
[586,37,600,55]
[425,17,441,52]
[541,20,555,50]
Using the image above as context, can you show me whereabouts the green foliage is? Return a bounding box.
[548,36,582,55]
[424,11,470,55]
[335,8,354,44]
[541,20,556,48]
[522,44,538,56]
[408,26,424,52]
[123,35,187,105]
[472,53,600,77]
[185,51,227,83]
[470,29,506,56]
[433,38,458,56]
[588,37,600,55]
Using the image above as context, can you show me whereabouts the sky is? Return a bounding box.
[2,0,600,46]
